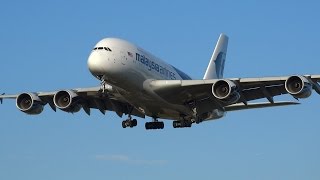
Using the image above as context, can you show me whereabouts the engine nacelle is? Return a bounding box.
[285,75,312,99]
[53,90,81,113]
[212,80,240,104]
[16,93,44,115]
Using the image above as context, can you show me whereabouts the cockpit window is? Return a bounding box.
[93,47,112,51]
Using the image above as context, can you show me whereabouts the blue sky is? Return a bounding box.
[0,0,320,179]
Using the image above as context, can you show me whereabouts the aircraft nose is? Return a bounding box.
[87,52,106,76]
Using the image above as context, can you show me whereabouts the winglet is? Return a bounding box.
[203,33,229,79]
[0,93,4,104]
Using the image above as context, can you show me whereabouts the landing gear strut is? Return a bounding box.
[122,115,137,128]
[100,79,106,93]
[145,117,164,130]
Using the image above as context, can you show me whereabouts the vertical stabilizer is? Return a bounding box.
[203,33,229,79]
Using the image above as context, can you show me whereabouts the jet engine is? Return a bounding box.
[212,79,240,104]
[285,75,312,99]
[53,90,81,113]
[16,93,44,115]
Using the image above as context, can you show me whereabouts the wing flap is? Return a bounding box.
[241,84,287,102]
[225,101,300,111]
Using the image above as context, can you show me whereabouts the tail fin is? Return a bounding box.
[203,33,229,79]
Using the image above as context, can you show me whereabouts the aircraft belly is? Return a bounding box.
[121,89,190,121]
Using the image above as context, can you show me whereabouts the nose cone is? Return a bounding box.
[87,52,106,76]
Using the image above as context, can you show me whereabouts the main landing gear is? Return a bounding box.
[172,120,192,128]
[122,115,137,128]
[145,117,164,130]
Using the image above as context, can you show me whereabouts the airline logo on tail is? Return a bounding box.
[215,52,226,79]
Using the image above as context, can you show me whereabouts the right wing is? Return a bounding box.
[0,86,145,118]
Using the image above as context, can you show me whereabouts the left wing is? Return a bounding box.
[0,86,145,118]
[148,74,320,110]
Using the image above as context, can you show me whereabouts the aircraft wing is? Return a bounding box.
[148,74,320,110]
[0,86,145,118]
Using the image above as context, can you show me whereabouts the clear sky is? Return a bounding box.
[0,0,320,180]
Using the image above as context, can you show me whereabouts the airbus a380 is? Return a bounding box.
[1,34,320,130]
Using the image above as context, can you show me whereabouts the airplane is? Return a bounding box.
[1,33,320,130]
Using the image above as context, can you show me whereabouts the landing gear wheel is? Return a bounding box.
[173,121,179,128]
[159,122,164,129]
[122,121,127,128]
[122,118,138,128]
[145,121,164,130]
[173,120,192,128]
[129,120,135,128]
[145,122,151,130]
[132,119,137,127]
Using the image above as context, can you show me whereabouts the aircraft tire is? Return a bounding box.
[122,121,127,128]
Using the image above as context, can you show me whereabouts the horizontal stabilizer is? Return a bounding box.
[225,101,300,111]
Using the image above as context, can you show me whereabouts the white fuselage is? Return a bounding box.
[87,38,223,120]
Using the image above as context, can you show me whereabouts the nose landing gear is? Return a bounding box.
[100,78,106,94]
